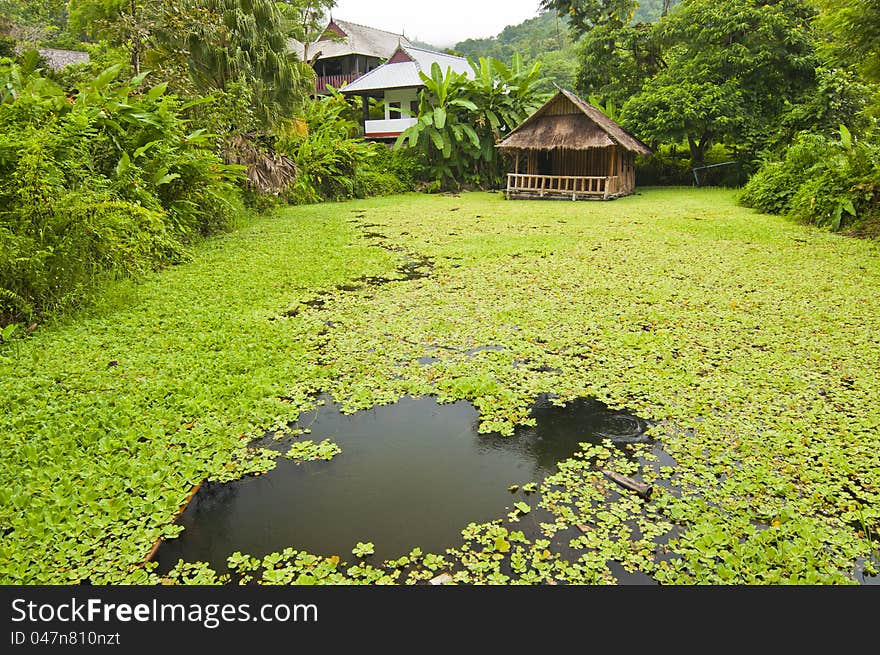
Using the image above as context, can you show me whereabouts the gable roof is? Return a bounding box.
[498,88,652,155]
[340,45,472,94]
[289,18,411,61]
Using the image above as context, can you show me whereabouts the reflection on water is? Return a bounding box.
[155,394,650,572]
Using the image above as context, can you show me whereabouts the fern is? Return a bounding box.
[0,59,244,323]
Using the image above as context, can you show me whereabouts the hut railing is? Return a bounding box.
[506,174,620,198]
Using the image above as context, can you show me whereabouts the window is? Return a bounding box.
[388,102,402,118]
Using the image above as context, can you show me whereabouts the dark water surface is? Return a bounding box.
[155,395,650,572]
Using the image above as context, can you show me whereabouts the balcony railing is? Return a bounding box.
[364,117,418,139]
[506,174,620,199]
[315,73,358,94]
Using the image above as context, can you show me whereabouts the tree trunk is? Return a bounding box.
[129,0,140,76]
[687,132,711,167]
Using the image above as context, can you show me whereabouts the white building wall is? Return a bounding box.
[363,88,421,138]
[383,88,420,120]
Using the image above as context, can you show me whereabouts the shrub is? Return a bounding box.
[353,166,407,199]
[280,92,411,204]
[740,133,827,213]
[635,146,693,186]
[741,127,880,231]
[353,147,422,198]
[0,60,243,324]
[0,36,15,59]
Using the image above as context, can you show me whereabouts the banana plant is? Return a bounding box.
[396,54,548,189]
[468,53,546,183]
[589,94,619,121]
[469,53,545,144]
[396,62,479,187]
[827,124,858,231]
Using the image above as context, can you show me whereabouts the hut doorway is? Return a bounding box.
[537,151,553,176]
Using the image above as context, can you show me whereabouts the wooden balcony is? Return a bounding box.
[506,174,621,200]
[315,73,358,94]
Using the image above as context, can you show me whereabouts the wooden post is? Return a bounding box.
[630,152,635,194]
[602,470,653,500]
[610,148,617,198]
[362,95,370,131]
[625,152,631,194]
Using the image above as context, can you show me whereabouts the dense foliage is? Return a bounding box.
[540,0,641,35]
[0,58,242,324]
[396,55,546,189]
[573,21,662,111]
[816,0,880,84]
[158,0,314,127]
[741,129,880,231]
[737,0,880,231]
[0,0,71,46]
[279,91,415,204]
[622,0,817,165]
[0,1,419,326]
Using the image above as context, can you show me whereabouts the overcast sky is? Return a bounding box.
[332,1,545,47]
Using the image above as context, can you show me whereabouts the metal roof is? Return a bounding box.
[289,19,411,61]
[341,46,472,94]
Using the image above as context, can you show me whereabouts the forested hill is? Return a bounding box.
[453,11,577,91]
[452,3,679,91]
[633,0,680,22]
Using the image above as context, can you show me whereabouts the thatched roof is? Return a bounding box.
[498,88,651,156]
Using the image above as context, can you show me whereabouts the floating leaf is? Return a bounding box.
[352,542,375,558]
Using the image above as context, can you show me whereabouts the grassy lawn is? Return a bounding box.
[2,188,879,584]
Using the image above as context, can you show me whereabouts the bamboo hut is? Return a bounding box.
[498,88,651,200]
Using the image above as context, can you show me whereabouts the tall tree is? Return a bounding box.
[69,0,154,73]
[575,21,663,108]
[621,0,817,165]
[815,0,880,83]
[68,0,313,125]
[277,0,335,63]
[539,0,639,35]
[157,0,314,127]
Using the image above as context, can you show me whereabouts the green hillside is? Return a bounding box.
[452,4,679,92]
[633,0,680,22]
[454,11,576,91]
